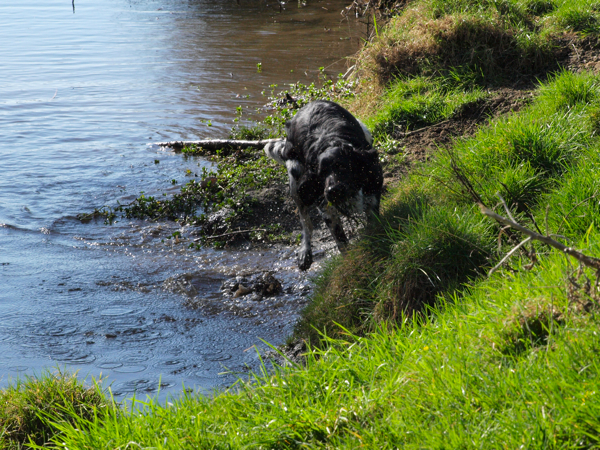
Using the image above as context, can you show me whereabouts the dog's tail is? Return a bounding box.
[264,139,287,165]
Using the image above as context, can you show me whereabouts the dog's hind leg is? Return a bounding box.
[320,203,348,253]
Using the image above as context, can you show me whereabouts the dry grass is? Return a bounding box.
[369,10,546,84]
[348,0,578,100]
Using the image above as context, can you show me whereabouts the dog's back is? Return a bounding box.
[265,101,372,160]
[285,100,372,161]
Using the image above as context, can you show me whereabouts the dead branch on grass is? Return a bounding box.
[446,147,600,279]
[395,120,451,138]
[480,195,600,277]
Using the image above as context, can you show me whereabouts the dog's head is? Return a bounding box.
[299,143,381,216]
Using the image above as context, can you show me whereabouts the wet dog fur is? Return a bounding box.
[264,100,383,270]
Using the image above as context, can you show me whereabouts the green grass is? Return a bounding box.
[550,0,600,34]
[544,157,600,236]
[365,75,488,138]
[0,369,107,449]
[294,199,496,344]
[436,74,597,211]
[354,0,600,91]
[442,69,599,211]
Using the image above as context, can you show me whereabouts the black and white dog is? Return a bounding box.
[264,100,383,270]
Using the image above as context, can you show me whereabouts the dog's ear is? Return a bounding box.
[317,146,346,177]
[297,172,324,207]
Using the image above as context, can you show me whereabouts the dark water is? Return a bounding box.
[0,0,362,399]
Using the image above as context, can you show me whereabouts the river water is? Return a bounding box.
[0,0,362,399]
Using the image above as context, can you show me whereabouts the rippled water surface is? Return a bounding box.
[0,0,362,398]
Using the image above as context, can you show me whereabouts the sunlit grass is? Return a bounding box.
[365,75,487,138]
[0,369,107,449]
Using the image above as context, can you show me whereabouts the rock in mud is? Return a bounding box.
[221,272,282,300]
[233,284,252,298]
[252,272,282,297]
[221,276,246,294]
[267,339,307,367]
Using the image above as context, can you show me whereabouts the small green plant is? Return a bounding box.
[554,8,600,33]
[524,0,556,16]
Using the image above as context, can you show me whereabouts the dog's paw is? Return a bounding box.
[297,248,313,271]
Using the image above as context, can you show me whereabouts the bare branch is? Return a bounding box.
[498,225,511,252]
[444,146,600,277]
[445,149,486,206]
[395,120,450,138]
[498,193,517,223]
[479,197,600,272]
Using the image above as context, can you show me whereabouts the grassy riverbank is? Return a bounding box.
[5,0,600,447]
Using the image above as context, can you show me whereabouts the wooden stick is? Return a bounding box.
[154,138,283,151]
[489,237,531,276]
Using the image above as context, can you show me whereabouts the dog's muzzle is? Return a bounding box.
[324,177,363,217]
[325,181,348,206]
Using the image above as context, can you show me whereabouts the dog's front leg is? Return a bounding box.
[364,194,381,226]
[320,204,348,253]
[295,202,314,270]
